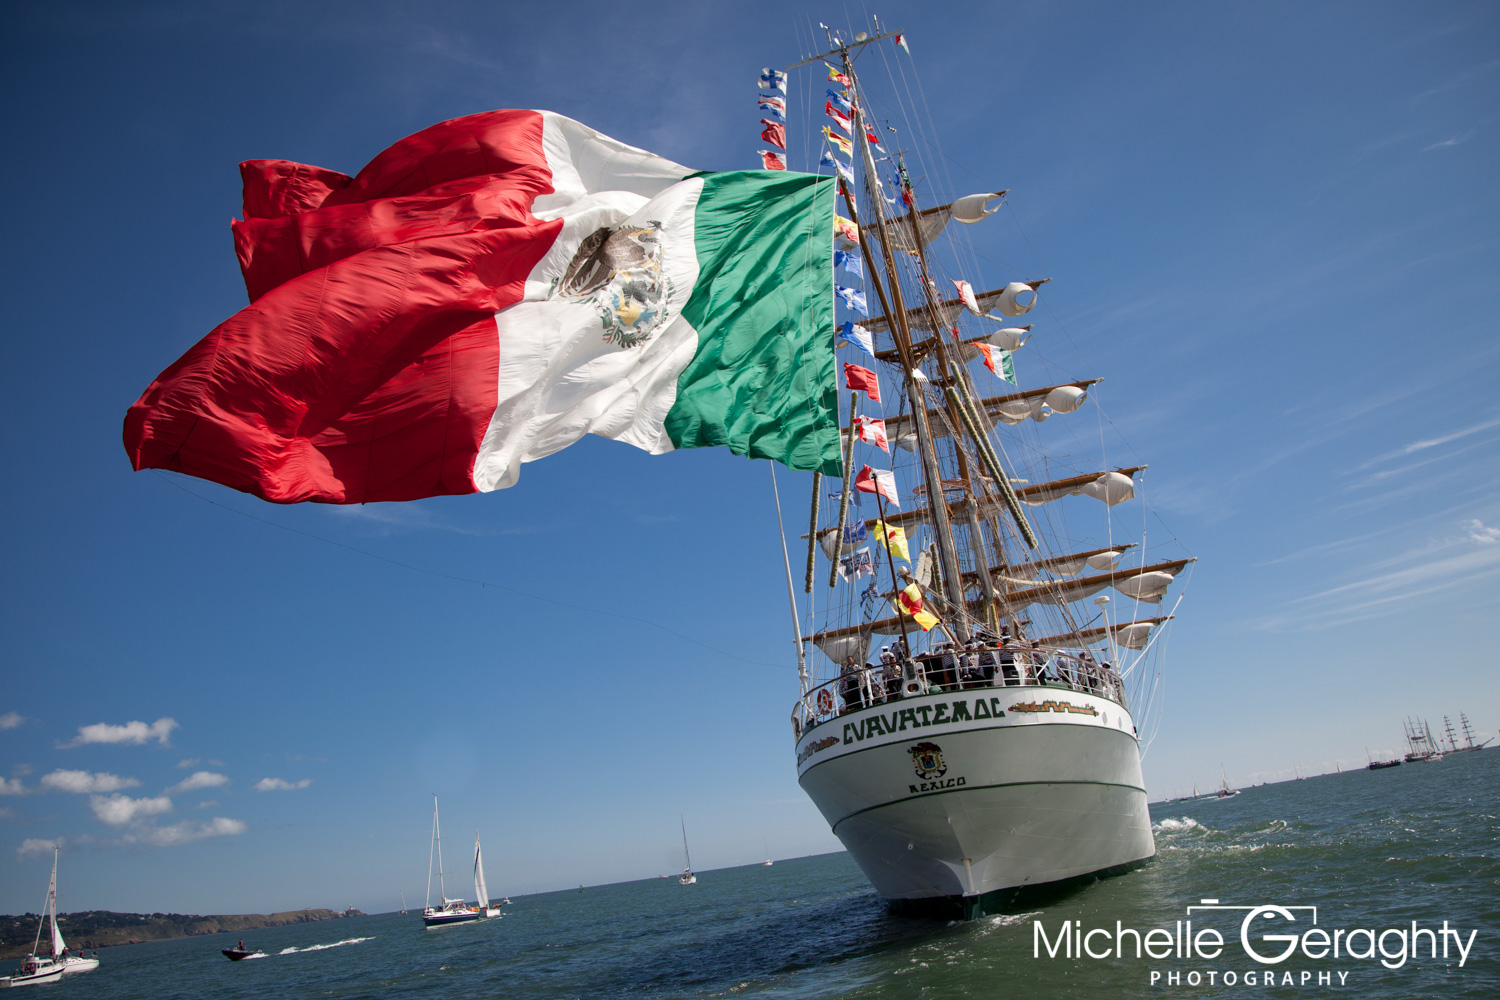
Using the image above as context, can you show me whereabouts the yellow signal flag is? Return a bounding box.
[895,583,940,632]
[873,520,911,563]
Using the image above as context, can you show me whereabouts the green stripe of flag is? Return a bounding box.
[665,170,842,475]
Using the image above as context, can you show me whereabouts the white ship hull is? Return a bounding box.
[58,955,100,974]
[795,684,1153,916]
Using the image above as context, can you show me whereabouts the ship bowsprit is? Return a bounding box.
[795,686,1155,918]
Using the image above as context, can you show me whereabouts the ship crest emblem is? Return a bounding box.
[554,221,675,349]
[907,741,947,780]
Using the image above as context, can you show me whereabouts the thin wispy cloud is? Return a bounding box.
[41,770,142,794]
[167,771,229,795]
[0,712,23,730]
[60,717,178,748]
[90,793,172,826]
[0,777,27,796]
[1411,58,1500,101]
[1422,128,1477,152]
[1252,520,1500,631]
[1354,414,1500,471]
[323,503,493,537]
[176,757,224,769]
[255,777,312,791]
[129,817,246,847]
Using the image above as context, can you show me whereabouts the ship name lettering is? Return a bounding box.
[839,699,1008,745]
[908,776,966,794]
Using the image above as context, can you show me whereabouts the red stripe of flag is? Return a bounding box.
[124,110,560,504]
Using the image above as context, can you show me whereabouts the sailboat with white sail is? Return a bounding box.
[422,796,480,926]
[474,833,501,918]
[1216,765,1240,799]
[1,847,97,986]
[779,22,1192,919]
[678,817,697,885]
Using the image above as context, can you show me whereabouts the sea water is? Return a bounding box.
[32,749,1498,998]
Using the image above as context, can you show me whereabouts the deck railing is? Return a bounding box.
[792,648,1127,739]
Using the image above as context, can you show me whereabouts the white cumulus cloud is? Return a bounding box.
[17,838,60,858]
[1467,519,1500,544]
[61,718,178,748]
[130,817,247,847]
[0,712,24,730]
[89,793,173,826]
[0,777,27,796]
[41,770,142,794]
[168,771,229,794]
[255,777,312,792]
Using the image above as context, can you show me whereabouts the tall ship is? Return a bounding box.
[1442,713,1493,754]
[1402,718,1444,762]
[775,24,1192,918]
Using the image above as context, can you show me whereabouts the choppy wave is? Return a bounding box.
[1152,817,1204,833]
[278,936,373,955]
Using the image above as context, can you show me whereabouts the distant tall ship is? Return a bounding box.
[1402,718,1445,763]
[781,22,1191,919]
[1442,713,1493,754]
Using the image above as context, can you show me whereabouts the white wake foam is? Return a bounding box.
[1153,817,1205,833]
[278,936,374,955]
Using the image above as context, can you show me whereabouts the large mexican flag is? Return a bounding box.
[123,110,841,503]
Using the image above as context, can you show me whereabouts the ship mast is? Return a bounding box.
[838,45,971,639]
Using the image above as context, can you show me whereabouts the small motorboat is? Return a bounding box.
[221,941,259,961]
[1,955,64,986]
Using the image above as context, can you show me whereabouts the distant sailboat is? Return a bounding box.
[1215,764,1239,799]
[400,891,407,915]
[422,795,480,926]
[474,833,501,918]
[678,817,697,885]
[762,836,773,867]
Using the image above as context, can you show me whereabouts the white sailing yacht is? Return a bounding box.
[1,847,95,987]
[762,836,774,867]
[1216,765,1240,799]
[422,795,480,926]
[780,22,1192,919]
[678,817,697,885]
[474,833,501,918]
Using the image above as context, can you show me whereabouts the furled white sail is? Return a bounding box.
[473,834,489,909]
[813,631,872,666]
[994,281,1040,317]
[950,192,1007,224]
[1114,570,1177,603]
[1115,622,1157,649]
[1020,470,1136,507]
[960,327,1031,356]
[816,528,860,561]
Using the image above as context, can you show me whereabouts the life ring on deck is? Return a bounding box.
[816,688,835,715]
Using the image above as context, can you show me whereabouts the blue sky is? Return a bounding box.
[2,0,1497,915]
